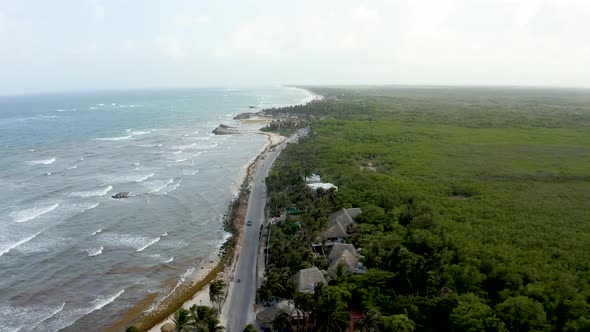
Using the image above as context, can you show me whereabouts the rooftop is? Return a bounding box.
[291,266,326,293]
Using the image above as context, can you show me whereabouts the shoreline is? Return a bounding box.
[116,131,286,332]
[110,87,313,331]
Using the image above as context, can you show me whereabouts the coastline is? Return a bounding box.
[114,131,286,332]
[110,88,314,332]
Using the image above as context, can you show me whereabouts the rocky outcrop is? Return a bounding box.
[112,192,129,199]
[233,112,257,120]
[212,124,239,135]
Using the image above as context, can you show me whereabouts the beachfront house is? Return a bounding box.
[306,182,338,193]
[327,243,358,275]
[256,300,308,332]
[320,208,361,243]
[304,173,321,184]
[291,266,326,293]
[326,243,367,276]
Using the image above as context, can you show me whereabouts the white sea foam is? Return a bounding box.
[174,158,187,163]
[0,302,66,332]
[95,135,132,141]
[52,289,125,331]
[174,143,196,150]
[0,232,42,257]
[27,157,56,165]
[162,182,180,195]
[79,157,84,161]
[70,185,112,198]
[130,130,151,136]
[135,173,154,183]
[163,257,174,263]
[29,302,66,331]
[45,172,52,176]
[106,172,154,184]
[84,246,103,257]
[191,169,200,175]
[98,233,154,251]
[66,165,78,170]
[147,179,174,193]
[98,103,105,106]
[11,203,59,223]
[80,202,100,213]
[167,267,195,297]
[161,232,168,237]
[173,150,182,154]
[133,162,140,166]
[136,237,160,252]
[91,229,103,236]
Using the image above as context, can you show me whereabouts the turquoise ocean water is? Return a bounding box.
[0,86,313,331]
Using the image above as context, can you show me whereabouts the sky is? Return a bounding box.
[1,0,589,94]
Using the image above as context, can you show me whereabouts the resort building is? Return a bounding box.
[291,266,327,293]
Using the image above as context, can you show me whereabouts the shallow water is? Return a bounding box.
[0,86,313,332]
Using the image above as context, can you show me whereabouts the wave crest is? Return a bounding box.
[0,232,42,257]
[84,246,104,257]
[27,157,56,165]
[70,185,112,198]
[11,203,59,223]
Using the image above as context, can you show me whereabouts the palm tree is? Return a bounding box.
[315,293,351,332]
[172,308,191,332]
[243,324,256,332]
[273,310,291,332]
[188,305,224,332]
[360,308,382,332]
[329,263,349,285]
[209,279,226,313]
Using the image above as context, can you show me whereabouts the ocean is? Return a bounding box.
[0,86,314,332]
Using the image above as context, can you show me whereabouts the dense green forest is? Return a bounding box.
[260,86,590,331]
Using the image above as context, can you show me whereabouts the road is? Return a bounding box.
[223,135,295,332]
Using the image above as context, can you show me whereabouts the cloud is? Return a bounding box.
[174,15,210,27]
[88,0,105,21]
[228,5,386,60]
[155,35,186,60]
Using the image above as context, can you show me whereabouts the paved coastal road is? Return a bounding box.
[223,135,295,332]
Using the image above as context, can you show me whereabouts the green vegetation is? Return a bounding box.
[209,279,226,313]
[261,86,590,331]
[172,305,224,332]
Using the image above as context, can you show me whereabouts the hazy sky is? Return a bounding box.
[1,0,589,94]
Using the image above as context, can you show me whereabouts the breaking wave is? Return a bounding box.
[0,232,42,257]
[135,173,155,183]
[70,185,112,198]
[84,246,103,257]
[95,136,132,141]
[136,237,160,252]
[27,157,56,165]
[11,203,60,223]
